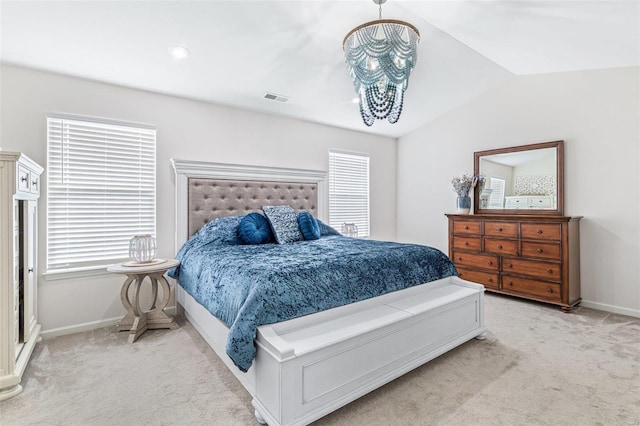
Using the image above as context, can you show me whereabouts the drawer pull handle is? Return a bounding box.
[488,278,493,283]
[507,281,513,286]
[32,180,38,186]
[20,176,28,182]
[546,288,553,293]
[488,261,493,266]
[464,226,469,230]
[464,242,469,246]
[537,229,543,234]
[458,257,462,261]
[506,263,513,268]
[497,245,503,249]
[536,248,543,253]
[547,269,553,274]
[28,268,34,273]
[497,227,503,232]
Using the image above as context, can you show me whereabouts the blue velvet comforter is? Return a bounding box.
[169,216,457,372]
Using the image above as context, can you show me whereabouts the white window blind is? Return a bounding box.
[328,151,370,237]
[489,177,506,209]
[46,115,156,272]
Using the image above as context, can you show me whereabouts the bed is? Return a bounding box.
[170,159,486,426]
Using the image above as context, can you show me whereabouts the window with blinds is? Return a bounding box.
[489,177,506,209]
[328,151,370,237]
[46,114,156,272]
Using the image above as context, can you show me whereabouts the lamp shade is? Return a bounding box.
[344,18,419,126]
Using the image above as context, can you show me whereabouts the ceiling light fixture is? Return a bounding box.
[168,45,190,59]
[343,0,420,126]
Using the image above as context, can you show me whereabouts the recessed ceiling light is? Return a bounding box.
[168,45,190,59]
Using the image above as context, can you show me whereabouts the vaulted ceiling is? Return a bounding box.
[1,1,638,138]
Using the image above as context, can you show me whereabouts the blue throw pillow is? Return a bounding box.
[262,205,304,244]
[238,213,273,245]
[298,211,320,240]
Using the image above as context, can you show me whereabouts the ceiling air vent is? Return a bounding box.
[264,92,289,103]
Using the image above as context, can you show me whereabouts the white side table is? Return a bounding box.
[107,258,180,343]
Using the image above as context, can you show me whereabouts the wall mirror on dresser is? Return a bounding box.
[446,140,582,313]
[474,140,563,214]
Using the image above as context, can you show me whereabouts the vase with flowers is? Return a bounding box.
[451,173,478,214]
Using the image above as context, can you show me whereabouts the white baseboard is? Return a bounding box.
[41,317,121,339]
[41,306,178,339]
[580,300,640,319]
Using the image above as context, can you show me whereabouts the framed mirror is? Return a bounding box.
[474,140,564,215]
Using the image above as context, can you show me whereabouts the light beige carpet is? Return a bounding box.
[2,294,639,426]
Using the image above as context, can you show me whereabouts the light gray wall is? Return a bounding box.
[0,64,397,333]
[397,66,640,317]
[480,159,514,199]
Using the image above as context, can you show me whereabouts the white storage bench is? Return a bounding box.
[251,276,486,426]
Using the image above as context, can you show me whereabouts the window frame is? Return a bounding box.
[45,113,157,278]
[328,150,370,238]
[488,176,506,209]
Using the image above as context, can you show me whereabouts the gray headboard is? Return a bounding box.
[171,159,328,248]
[188,178,318,236]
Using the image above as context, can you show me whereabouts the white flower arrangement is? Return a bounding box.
[451,173,480,198]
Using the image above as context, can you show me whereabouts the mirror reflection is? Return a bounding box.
[478,148,557,210]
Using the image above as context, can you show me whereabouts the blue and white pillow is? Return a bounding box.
[262,205,304,244]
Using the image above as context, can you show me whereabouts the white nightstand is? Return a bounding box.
[107,258,180,343]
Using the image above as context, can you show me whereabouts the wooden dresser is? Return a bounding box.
[446,214,581,312]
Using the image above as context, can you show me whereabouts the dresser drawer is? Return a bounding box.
[484,238,518,256]
[521,223,561,241]
[452,236,481,251]
[504,196,528,209]
[452,251,499,271]
[484,221,517,238]
[502,258,561,281]
[452,220,481,235]
[529,196,553,208]
[521,241,561,260]
[502,275,561,302]
[457,267,499,290]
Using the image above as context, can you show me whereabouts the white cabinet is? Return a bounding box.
[504,195,554,209]
[0,152,43,401]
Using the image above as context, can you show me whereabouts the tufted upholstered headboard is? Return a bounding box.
[172,159,327,250]
[188,178,318,237]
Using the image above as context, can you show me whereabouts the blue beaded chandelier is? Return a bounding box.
[343,0,420,126]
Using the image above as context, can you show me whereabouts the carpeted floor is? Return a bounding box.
[2,294,639,426]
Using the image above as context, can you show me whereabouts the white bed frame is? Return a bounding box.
[171,159,486,426]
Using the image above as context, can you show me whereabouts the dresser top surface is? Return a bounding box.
[446,214,582,222]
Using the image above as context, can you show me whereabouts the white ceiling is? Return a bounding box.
[1,1,638,138]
